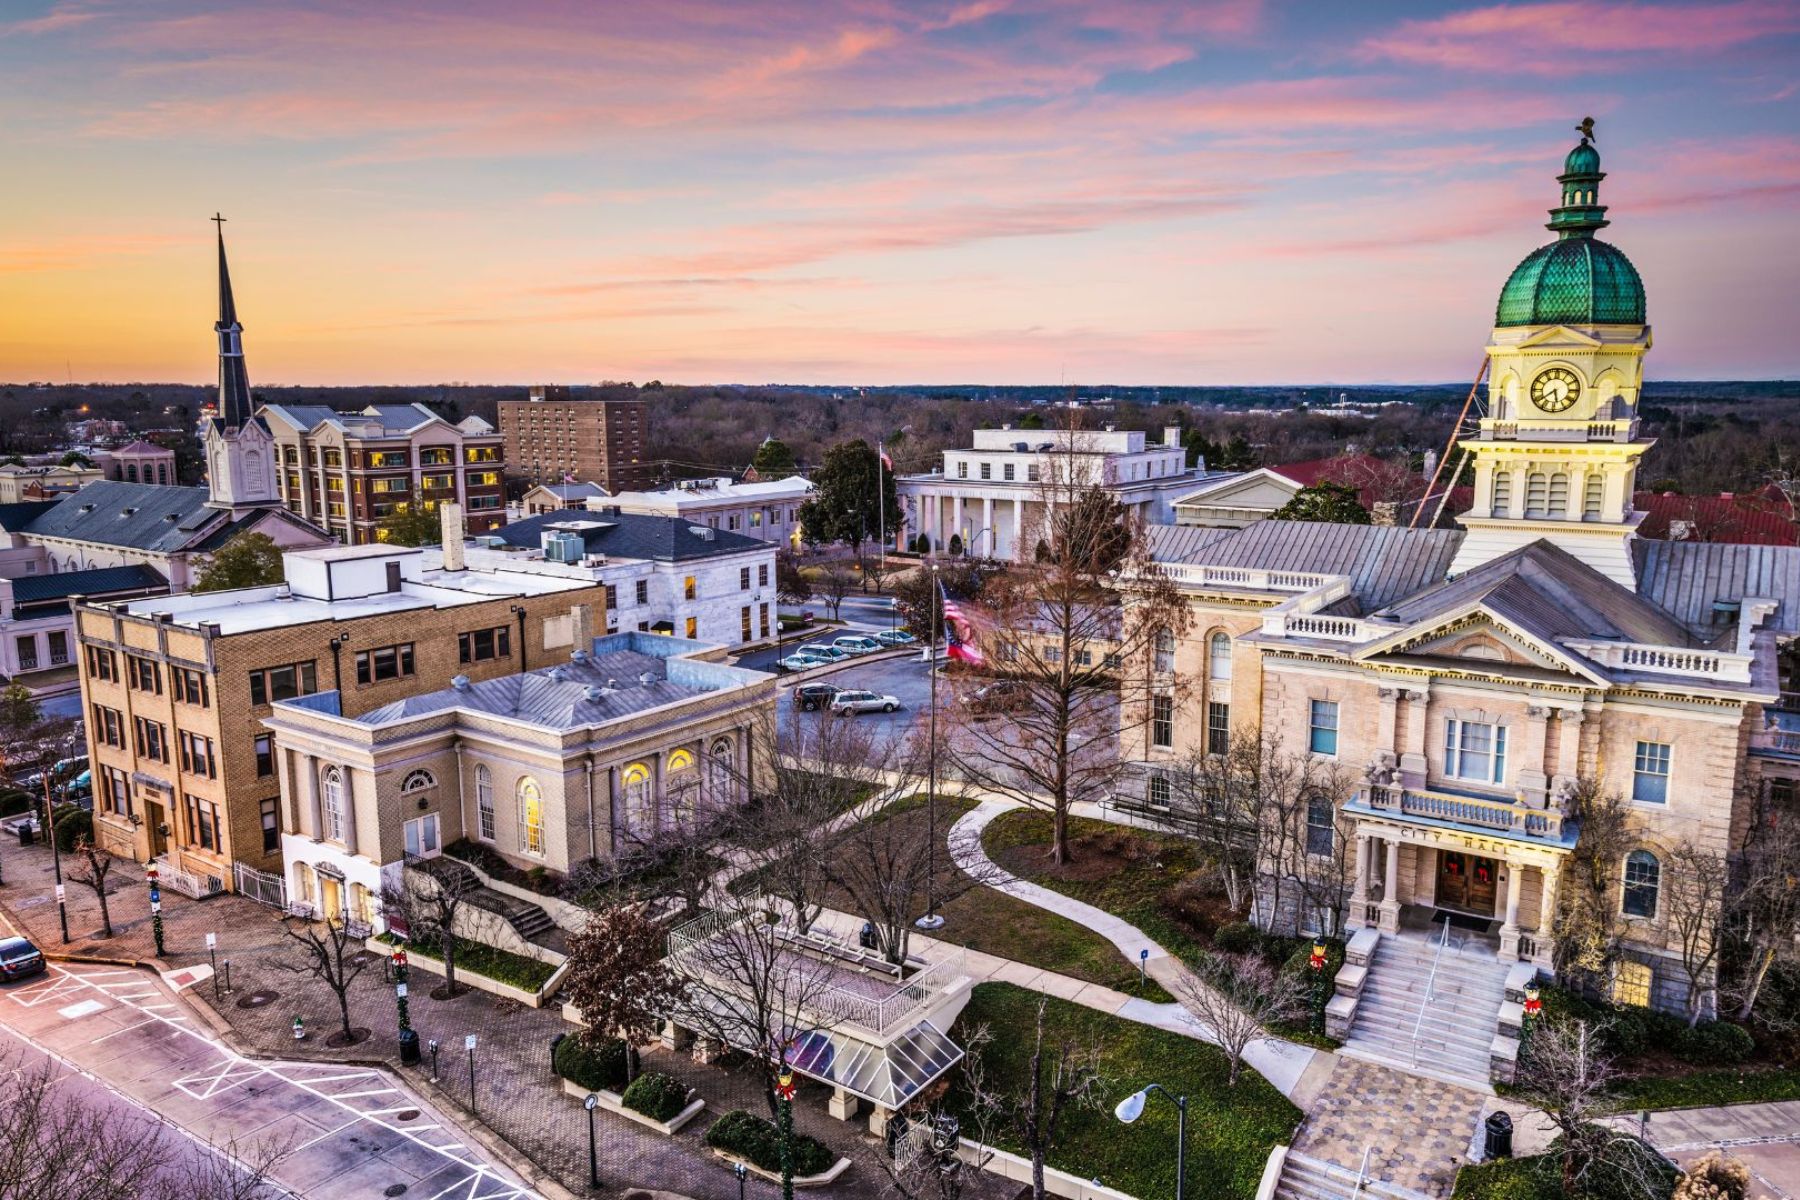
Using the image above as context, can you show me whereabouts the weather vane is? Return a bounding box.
[1576,116,1596,142]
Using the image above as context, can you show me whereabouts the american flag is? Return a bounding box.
[879,443,893,472]
[940,581,983,664]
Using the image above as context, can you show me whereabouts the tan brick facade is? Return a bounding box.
[499,390,650,493]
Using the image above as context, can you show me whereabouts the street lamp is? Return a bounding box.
[776,1064,798,1200]
[394,946,419,1064]
[583,1092,601,1188]
[38,736,72,943]
[147,862,165,956]
[1115,1083,1188,1200]
[734,1161,748,1200]
[916,562,944,931]
[465,1034,478,1117]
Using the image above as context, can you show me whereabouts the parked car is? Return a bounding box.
[962,679,1027,715]
[779,652,827,672]
[794,683,843,712]
[875,630,917,646]
[799,644,849,663]
[831,635,883,656]
[831,690,900,716]
[0,935,45,983]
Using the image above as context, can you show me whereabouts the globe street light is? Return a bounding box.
[1115,1083,1188,1200]
[583,1092,600,1188]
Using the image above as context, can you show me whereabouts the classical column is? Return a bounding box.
[302,753,323,841]
[981,496,994,556]
[1567,466,1588,520]
[1378,838,1401,933]
[339,767,358,856]
[1349,833,1372,927]
[1600,464,1627,521]
[1376,687,1400,760]
[1398,687,1429,784]
[951,496,965,547]
[1536,865,1559,965]
[1012,497,1026,560]
[1499,860,1522,962]
[1553,709,1584,786]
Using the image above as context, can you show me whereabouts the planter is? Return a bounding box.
[363,938,549,1008]
[710,1149,852,1189]
[560,1077,707,1135]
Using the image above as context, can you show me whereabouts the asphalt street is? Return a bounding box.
[0,960,539,1200]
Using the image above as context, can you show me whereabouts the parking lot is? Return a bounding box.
[777,650,940,748]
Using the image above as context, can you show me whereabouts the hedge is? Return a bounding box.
[0,790,34,818]
[704,1109,835,1176]
[620,1071,689,1122]
[554,1034,629,1092]
[373,931,555,992]
[54,808,92,852]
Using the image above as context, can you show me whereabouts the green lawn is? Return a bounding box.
[1451,1156,1560,1199]
[1604,1066,1800,1112]
[945,983,1301,1199]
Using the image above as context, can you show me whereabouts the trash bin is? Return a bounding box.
[859,922,878,951]
[17,822,34,847]
[1484,1111,1513,1160]
[399,1028,421,1066]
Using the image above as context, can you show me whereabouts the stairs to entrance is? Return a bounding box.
[1342,932,1508,1090]
[1274,1150,1433,1200]
[408,855,564,951]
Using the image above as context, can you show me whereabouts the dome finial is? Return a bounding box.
[1576,115,1596,142]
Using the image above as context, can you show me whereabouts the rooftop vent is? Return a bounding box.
[79,504,94,513]
[606,678,618,689]
[583,685,606,702]
[571,648,590,664]
[638,671,655,685]
[450,674,471,691]
[119,508,137,517]
[547,666,568,682]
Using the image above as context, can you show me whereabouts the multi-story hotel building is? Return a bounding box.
[1136,133,1800,1055]
[258,402,507,543]
[499,386,650,494]
[76,513,605,899]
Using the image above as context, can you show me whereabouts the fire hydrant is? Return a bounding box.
[293,1016,306,1041]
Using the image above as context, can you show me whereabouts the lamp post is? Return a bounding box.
[915,562,944,931]
[147,862,165,956]
[776,1064,797,1200]
[39,741,69,944]
[734,1161,748,1200]
[583,1092,601,1188]
[1115,1083,1188,1200]
[394,946,420,1065]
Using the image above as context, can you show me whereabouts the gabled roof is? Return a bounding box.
[528,482,609,502]
[495,510,767,562]
[15,482,223,554]
[1153,520,1463,611]
[112,439,171,456]
[1373,540,1693,647]
[1636,540,1800,636]
[191,505,332,553]
[10,563,166,603]
[1634,489,1799,547]
[0,500,60,532]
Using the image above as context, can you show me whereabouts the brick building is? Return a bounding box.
[499,386,650,494]
[75,508,605,899]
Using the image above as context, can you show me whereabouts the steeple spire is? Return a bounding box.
[213,214,253,429]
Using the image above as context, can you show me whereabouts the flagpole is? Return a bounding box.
[916,562,943,931]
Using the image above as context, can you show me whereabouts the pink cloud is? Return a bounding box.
[1360,1,1800,73]
[0,233,188,274]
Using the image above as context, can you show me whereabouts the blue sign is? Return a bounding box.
[1140,948,1149,961]
[148,887,161,903]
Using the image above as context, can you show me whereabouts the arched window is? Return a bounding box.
[1525,472,1548,517]
[666,749,697,826]
[516,776,544,856]
[1622,850,1660,918]
[1208,632,1232,682]
[1154,628,1175,674]
[1583,474,1603,519]
[475,764,495,841]
[1547,473,1569,517]
[321,766,346,843]
[1491,470,1512,517]
[621,763,653,832]
[1305,793,1334,856]
[707,738,734,803]
[401,769,436,793]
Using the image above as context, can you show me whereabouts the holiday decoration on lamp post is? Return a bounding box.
[1521,979,1541,1055]
[146,862,165,957]
[1309,937,1328,1034]
[776,1063,798,1200]
[393,946,421,1065]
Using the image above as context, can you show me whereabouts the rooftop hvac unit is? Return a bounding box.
[541,531,585,563]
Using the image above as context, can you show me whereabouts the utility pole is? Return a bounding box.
[916,563,944,931]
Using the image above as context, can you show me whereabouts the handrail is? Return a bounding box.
[1351,1144,1373,1200]
[1410,916,1452,1065]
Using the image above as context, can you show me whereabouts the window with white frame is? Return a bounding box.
[516,776,545,856]
[1154,628,1175,673]
[1632,741,1670,804]
[321,766,346,843]
[1148,771,1171,809]
[404,813,440,858]
[1208,631,1232,681]
[475,764,495,840]
[1622,849,1660,918]
[1308,700,1338,756]
[1444,719,1506,784]
[1151,694,1174,748]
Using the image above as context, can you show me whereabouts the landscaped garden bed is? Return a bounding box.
[704,1108,850,1187]
[371,932,557,1000]
[944,982,1301,1199]
[557,1063,708,1135]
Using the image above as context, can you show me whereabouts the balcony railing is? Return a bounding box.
[1563,639,1754,684]
[1476,417,1636,443]
[1361,784,1572,843]
[1157,563,1337,594]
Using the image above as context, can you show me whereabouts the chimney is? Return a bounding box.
[571,603,593,655]
[439,502,465,571]
[1164,425,1182,448]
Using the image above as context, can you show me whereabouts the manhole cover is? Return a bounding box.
[384,1185,408,1197]
[236,989,279,1009]
[396,1109,419,1122]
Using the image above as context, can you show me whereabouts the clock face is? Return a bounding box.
[1530,367,1582,413]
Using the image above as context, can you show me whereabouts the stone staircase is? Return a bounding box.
[409,856,564,951]
[1341,931,1509,1090]
[1274,1150,1433,1200]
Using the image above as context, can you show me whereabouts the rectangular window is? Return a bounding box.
[355,643,415,685]
[741,606,752,642]
[750,510,763,527]
[980,462,992,480]
[102,766,131,818]
[171,666,209,707]
[760,603,770,639]
[758,564,769,587]
[685,616,697,639]
[254,732,274,778]
[1207,702,1230,755]
[261,798,280,853]
[1632,741,1671,804]
[465,445,499,463]
[46,630,67,665]
[126,655,162,693]
[85,644,117,682]
[1027,464,1040,483]
[420,472,454,491]
[178,731,217,779]
[684,576,697,601]
[367,450,409,468]
[186,794,218,852]
[604,584,618,613]
[368,476,410,493]
[957,462,968,479]
[740,567,751,590]
[1611,960,1652,1008]
[1308,700,1339,756]
[1148,771,1171,809]
[419,447,453,466]
[1444,719,1507,784]
[1004,463,1015,481]
[635,579,649,605]
[458,627,511,663]
[133,717,168,763]
[248,661,318,707]
[91,704,124,748]
[1151,694,1174,749]
[323,449,343,468]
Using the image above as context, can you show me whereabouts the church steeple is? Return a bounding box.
[214,214,253,430]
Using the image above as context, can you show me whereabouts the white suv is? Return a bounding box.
[831,689,900,716]
[832,635,883,656]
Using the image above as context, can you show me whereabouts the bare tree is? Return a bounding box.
[67,836,118,938]
[1732,787,1800,1023]
[1514,1016,1673,1199]
[961,993,1103,1200]
[948,414,1191,865]
[1251,747,1357,936]
[874,1026,996,1200]
[1665,840,1730,1027]
[280,916,372,1045]
[383,859,487,998]
[665,902,843,1118]
[562,903,688,1079]
[580,817,728,923]
[1174,952,1305,1086]
[0,1049,174,1200]
[1162,733,1266,915]
[814,561,858,621]
[170,1135,293,1200]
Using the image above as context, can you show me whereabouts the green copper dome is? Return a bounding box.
[1495,129,1646,327]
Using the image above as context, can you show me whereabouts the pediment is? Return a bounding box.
[1175,469,1300,511]
[1512,325,1604,349]
[1356,608,1604,683]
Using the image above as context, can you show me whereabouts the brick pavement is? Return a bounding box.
[1292,1057,1489,1197]
[0,835,1001,1199]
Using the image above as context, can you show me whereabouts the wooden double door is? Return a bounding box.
[1436,850,1498,915]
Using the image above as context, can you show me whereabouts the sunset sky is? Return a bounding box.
[3,1,1798,387]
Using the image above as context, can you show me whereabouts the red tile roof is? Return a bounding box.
[1634,487,1799,546]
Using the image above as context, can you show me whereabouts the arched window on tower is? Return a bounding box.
[1548,473,1570,518]
[1525,472,1549,517]
[1491,471,1512,517]
[1584,474,1604,520]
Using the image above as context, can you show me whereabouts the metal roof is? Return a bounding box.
[10,563,166,603]
[1152,520,1464,611]
[15,481,223,554]
[496,510,767,562]
[1636,540,1800,636]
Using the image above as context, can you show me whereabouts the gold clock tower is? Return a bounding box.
[1449,123,1653,588]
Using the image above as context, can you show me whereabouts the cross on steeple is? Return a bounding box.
[212,211,227,230]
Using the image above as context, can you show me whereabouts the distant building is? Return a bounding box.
[99,440,179,487]
[896,424,1202,559]
[257,402,507,543]
[499,386,650,494]
[602,476,812,548]
[521,481,610,515]
[0,564,167,692]
[0,463,104,503]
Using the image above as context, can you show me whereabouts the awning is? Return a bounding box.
[650,620,676,635]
